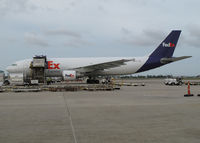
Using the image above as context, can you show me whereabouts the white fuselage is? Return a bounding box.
[6,57,148,76]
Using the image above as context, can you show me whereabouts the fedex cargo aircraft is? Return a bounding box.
[6,30,191,84]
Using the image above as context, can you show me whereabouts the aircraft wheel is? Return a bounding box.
[95,80,99,84]
[3,80,10,85]
[87,79,100,84]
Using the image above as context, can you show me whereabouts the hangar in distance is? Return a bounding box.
[6,30,191,84]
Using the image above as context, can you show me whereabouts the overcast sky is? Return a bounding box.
[0,0,199,76]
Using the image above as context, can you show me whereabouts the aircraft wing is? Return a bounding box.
[74,59,134,73]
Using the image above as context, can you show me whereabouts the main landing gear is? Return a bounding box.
[86,78,100,84]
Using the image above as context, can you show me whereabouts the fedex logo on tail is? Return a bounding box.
[162,42,175,47]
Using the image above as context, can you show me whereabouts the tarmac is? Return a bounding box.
[0,79,200,143]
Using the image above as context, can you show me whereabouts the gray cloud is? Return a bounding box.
[120,28,165,47]
[180,25,200,48]
[45,29,81,38]
[121,27,132,35]
[120,36,152,47]
[97,4,109,14]
[24,32,49,47]
[45,28,92,48]
[69,0,80,7]
[0,0,199,76]
[64,38,93,48]
[142,29,165,40]
[0,0,37,16]
[184,38,200,48]
[187,25,200,37]
[182,36,200,48]
[120,27,200,49]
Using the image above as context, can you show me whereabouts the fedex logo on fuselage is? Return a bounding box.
[65,74,74,78]
[162,42,175,47]
[48,61,60,69]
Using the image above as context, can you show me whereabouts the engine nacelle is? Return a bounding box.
[62,70,76,80]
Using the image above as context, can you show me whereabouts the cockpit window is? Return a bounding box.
[12,64,17,66]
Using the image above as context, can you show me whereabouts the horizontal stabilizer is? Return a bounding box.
[160,56,192,64]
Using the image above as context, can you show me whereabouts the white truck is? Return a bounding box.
[164,78,183,86]
[9,73,24,85]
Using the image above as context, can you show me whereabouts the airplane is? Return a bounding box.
[6,30,191,84]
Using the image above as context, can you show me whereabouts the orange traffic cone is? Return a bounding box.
[184,81,194,97]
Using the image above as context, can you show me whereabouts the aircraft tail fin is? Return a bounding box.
[150,30,181,58]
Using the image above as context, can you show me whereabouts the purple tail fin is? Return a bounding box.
[150,30,181,58]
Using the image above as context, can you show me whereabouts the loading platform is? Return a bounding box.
[0,83,120,92]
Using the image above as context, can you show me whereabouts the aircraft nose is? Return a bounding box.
[6,66,11,72]
[6,66,14,73]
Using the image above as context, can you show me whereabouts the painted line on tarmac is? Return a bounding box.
[62,93,78,143]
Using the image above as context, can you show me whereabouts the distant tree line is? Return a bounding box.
[115,75,200,79]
